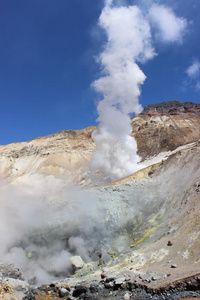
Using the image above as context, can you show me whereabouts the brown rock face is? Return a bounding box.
[0,100,199,184]
[132,100,200,160]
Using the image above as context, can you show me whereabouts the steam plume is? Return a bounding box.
[0,178,101,285]
[91,0,187,181]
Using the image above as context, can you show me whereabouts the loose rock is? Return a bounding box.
[59,287,69,297]
[152,275,161,281]
[167,241,173,246]
[142,278,151,283]
[114,276,126,285]
[124,292,130,300]
[104,281,114,288]
[70,256,84,270]
[171,264,177,268]
[2,278,34,299]
[73,285,88,297]
[101,272,107,279]
[105,274,116,282]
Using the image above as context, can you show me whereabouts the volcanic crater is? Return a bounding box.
[0,100,200,300]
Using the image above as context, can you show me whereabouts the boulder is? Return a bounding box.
[124,293,130,300]
[114,276,126,285]
[70,256,84,270]
[0,263,23,280]
[59,287,70,298]
[0,278,34,300]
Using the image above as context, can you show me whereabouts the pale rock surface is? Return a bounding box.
[70,256,84,270]
[0,278,34,300]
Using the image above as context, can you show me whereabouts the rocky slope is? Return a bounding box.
[0,100,199,187]
[0,100,200,300]
[132,100,200,159]
[0,126,96,189]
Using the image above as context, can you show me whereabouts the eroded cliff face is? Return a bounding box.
[0,101,199,186]
[0,126,96,186]
[132,100,200,160]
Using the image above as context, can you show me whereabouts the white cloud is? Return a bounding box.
[149,4,187,43]
[186,59,200,90]
[186,59,200,78]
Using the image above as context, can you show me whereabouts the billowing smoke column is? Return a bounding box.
[91,0,187,181]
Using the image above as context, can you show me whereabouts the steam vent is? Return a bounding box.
[0,100,200,299]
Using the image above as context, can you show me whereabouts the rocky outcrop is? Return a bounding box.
[132,100,200,159]
[0,126,96,185]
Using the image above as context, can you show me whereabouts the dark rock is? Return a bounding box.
[141,101,200,115]
[101,272,107,279]
[90,283,100,293]
[49,283,55,287]
[104,281,114,288]
[105,274,116,282]
[73,285,88,297]
[167,241,173,246]
[142,278,151,283]
[171,264,177,268]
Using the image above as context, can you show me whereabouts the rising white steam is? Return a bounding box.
[91,0,187,181]
[91,3,154,181]
[0,178,101,285]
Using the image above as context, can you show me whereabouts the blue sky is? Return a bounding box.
[0,0,199,145]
